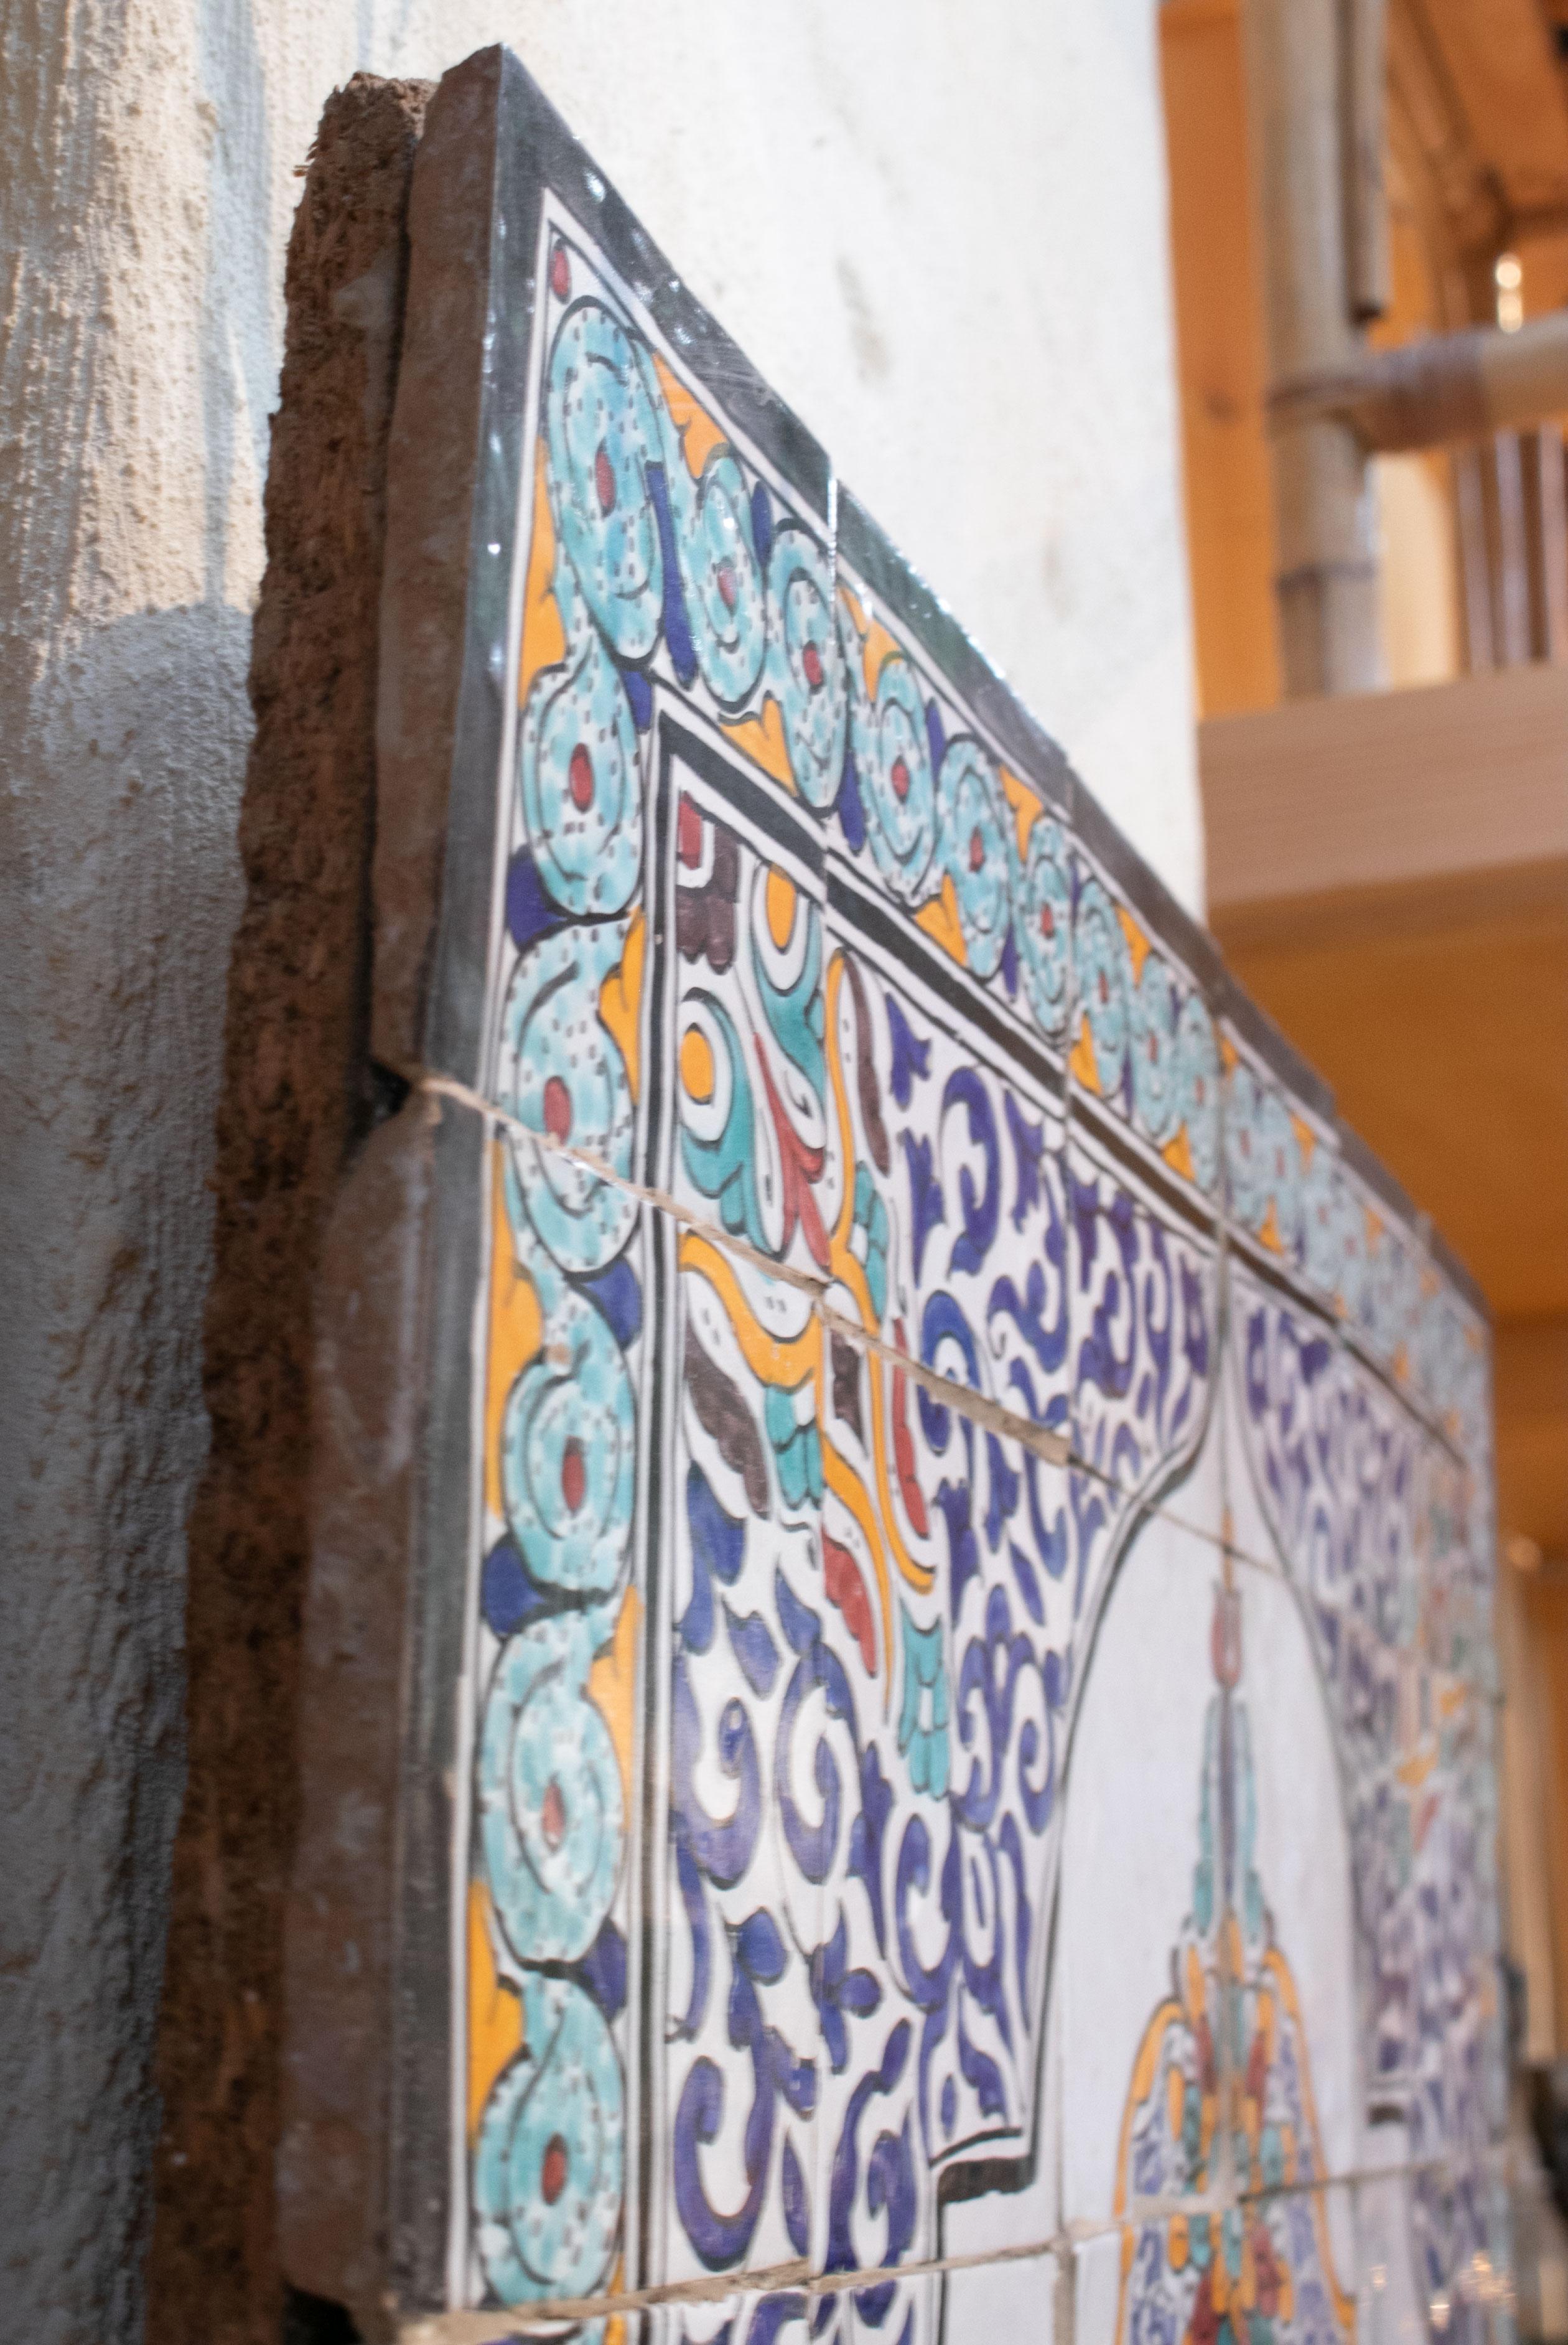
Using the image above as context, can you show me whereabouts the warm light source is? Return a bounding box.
[1496,251,1524,333]
[1506,1530,1544,1572]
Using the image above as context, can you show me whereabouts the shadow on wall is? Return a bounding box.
[0,601,250,2343]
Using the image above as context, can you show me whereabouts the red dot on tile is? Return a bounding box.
[569,743,594,810]
[541,2133,569,2204]
[550,243,571,301]
[968,826,984,872]
[541,1779,566,1850]
[543,1075,572,1143]
[1039,904,1055,939]
[801,640,823,690]
[561,1438,587,1514]
[594,442,616,515]
[716,560,738,612]
[890,756,910,802]
[677,796,704,867]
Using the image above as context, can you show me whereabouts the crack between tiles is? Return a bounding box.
[407,1067,1496,1698]
[395,2142,1514,2340]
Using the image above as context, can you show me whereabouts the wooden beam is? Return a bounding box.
[1202,658,1568,909]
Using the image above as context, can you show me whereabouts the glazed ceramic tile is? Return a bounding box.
[1055,1508,1239,2231]
[1358,2155,1515,2345]
[1221,1547,1365,2184]
[943,2245,1060,2340]
[1062,787,1226,1612]
[1088,2189,1360,2345]
[279,44,1507,2344]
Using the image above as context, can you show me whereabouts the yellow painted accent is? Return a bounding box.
[815,953,938,1715]
[1365,1205,1383,1250]
[587,1586,642,1822]
[680,1024,716,1103]
[823,1441,894,1694]
[1398,1744,1437,1790]
[1166,2062,1185,2145]
[861,617,903,698]
[679,1232,822,1388]
[1219,1031,1239,1074]
[1263,1949,1358,2334]
[913,875,967,965]
[467,1880,523,2144]
[765,868,798,951]
[999,764,1043,858]
[1113,1999,1183,2217]
[1116,902,1151,982]
[1183,1941,1206,2023]
[1169,2214,1189,2272]
[1162,1126,1198,1183]
[1258,1197,1285,1255]
[518,437,566,707]
[839,583,869,637]
[1070,1013,1101,1093]
[598,908,645,1104]
[1438,1678,1469,1721]
[651,350,727,478]
[485,1148,544,1522]
[720,694,795,791]
[1293,1113,1317,1169]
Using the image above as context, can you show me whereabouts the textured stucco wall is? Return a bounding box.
[0,3,1196,2337]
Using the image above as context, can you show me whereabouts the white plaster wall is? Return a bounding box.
[0,2,1198,2336]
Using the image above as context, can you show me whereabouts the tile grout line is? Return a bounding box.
[394,2139,1519,2339]
[406,1067,1495,1672]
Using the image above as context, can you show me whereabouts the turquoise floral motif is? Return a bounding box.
[498,922,638,1273]
[767,522,846,804]
[546,301,664,658]
[937,739,1011,980]
[500,1269,635,1597]
[765,1379,824,1512]
[473,1969,625,2306]
[1015,817,1072,1037]
[1173,991,1220,1192]
[1128,952,1180,1147]
[673,446,768,710]
[1073,875,1131,1097]
[478,1608,624,1964]
[1225,1062,1304,1248]
[851,644,938,902]
[848,1164,890,1324]
[897,1607,951,1799]
[519,609,643,918]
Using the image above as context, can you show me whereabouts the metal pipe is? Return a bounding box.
[1269,309,1568,452]
[1243,0,1382,695]
[1343,0,1390,323]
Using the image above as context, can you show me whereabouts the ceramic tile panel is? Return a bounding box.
[1083,2191,1362,2345]
[280,44,1508,2345]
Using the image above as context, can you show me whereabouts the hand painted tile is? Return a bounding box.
[281,44,1507,2343]
[1092,2189,1360,2345]
[1223,1545,1365,2186]
[1055,1510,1239,2232]
[1063,784,1226,1620]
[943,2245,1060,2339]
